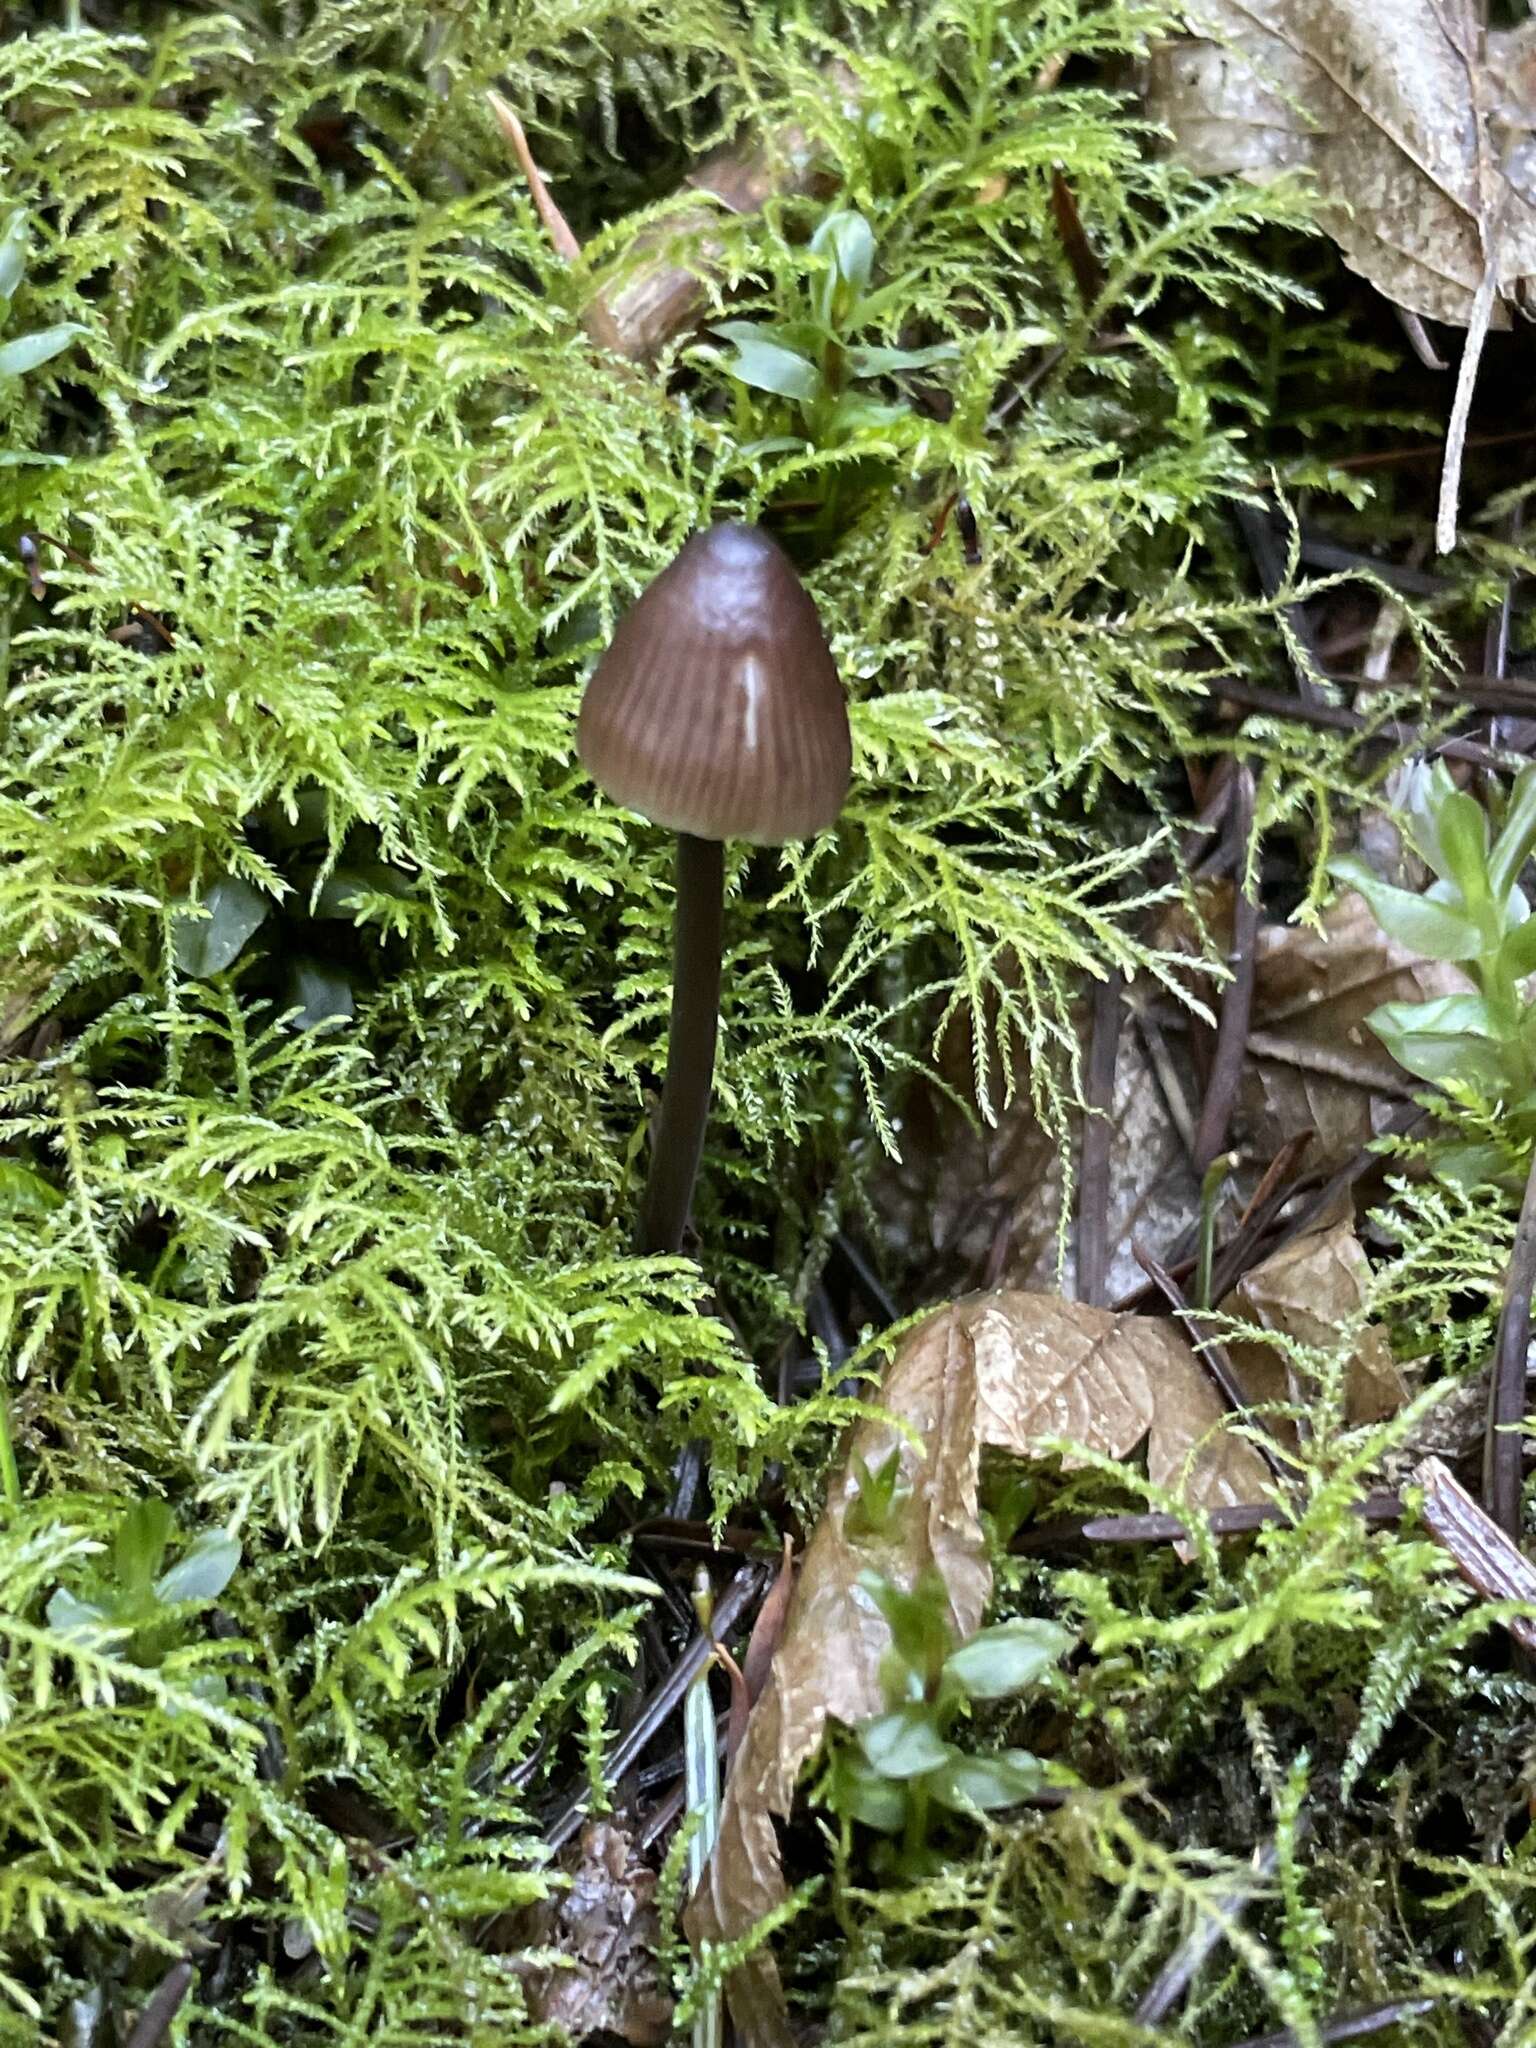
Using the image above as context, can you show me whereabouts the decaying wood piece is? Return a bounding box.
[1413,1455,1536,1652]
[490,71,857,361]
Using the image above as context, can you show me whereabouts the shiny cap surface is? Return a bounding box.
[577,523,851,844]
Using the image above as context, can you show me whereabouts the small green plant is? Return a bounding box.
[823,1567,1073,1870]
[172,791,414,1028]
[710,209,957,443]
[843,1447,913,1542]
[0,207,84,383]
[46,1498,240,1680]
[1333,760,1536,1184]
[704,207,963,545]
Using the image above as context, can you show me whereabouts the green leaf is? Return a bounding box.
[858,1568,953,1696]
[173,875,270,977]
[1490,764,1536,903]
[858,1706,953,1780]
[709,323,821,401]
[829,1751,907,1832]
[1399,757,1459,873]
[944,1618,1074,1699]
[1433,1143,1512,1194]
[0,211,28,302]
[0,1160,65,1218]
[1330,858,1482,962]
[1498,912,1536,983]
[288,957,356,1029]
[845,1449,910,1543]
[829,391,908,434]
[845,342,959,378]
[1369,995,1512,1092]
[0,323,88,377]
[44,1589,110,1635]
[312,864,408,920]
[930,1748,1043,1813]
[810,209,876,321]
[1434,790,1492,907]
[115,1500,176,1603]
[155,1533,241,1606]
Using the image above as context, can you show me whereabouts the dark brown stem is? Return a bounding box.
[638,833,725,1255]
[1220,1998,1437,2048]
[126,1962,194,2048]
[1193,766,1258,1172]
[1132,1242,1290,1483]
[1077,973,1123,1306]
[1485,1149,1536,1542]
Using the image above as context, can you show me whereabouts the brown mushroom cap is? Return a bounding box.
[577,523,851,844]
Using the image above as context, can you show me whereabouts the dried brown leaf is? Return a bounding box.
[1159,888,1468,1182]
[687,1292,1269,2046]
[1241,890,1471,1177]
[1147,4,1536,331]
[1148,3,1536,543]
[520,1821,671,2046]
[872,1004,1197,1304]
[1221,1216,1407,1431]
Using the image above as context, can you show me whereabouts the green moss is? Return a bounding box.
[0,1,1527,2041]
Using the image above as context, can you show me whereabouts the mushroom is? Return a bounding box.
[578,522,851,1253]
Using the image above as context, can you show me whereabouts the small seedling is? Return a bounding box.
[47,1499,241,1681]
[710,210,956,448]
[823,1567,1073,1870]
[0,207,86,380]
[1333,761,1536,1184]
[843,1447,912,1542]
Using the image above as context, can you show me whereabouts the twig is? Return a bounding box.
[1134,1838,1279,2024]
[1132,1243,1289,1481]
[1437,253,1500,555]
[1485,503,1523,684]
[24,528,177,648]
[1396,304,1448,372]
[485,90,630,357]
[1233,501,1323,702]
[832,1230,902,1327]
[1205,1131,1314,1304]
[1415,1455,1536,1652]
[125,1961,194,2048]
[1295,531,1445,597]
[1220,1997,1437,2048]
[1132,1005,1200,1160]
[1331,425,1536,473]
[1049,171,1104,310]
[1076,973,1123,1307]
[545,1563,768,1852]
[1265,1103,1429,1249]
[1193,766,1258,1172]
[1485,1144,1536,1541]
[1011,1492,1403,1555]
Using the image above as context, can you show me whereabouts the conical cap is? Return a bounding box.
[577,523,851,844]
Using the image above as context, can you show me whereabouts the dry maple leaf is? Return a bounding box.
[687,1290,1270,2048]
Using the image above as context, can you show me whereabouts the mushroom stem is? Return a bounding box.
[638,833,725,1255]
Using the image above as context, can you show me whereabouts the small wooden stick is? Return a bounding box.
[1193,765,1258,1171]
[125,1961,194,2048]
[1076,972,1123,1307]
[1485,1145,1536,1541]
[1414,1455,1536,1652]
